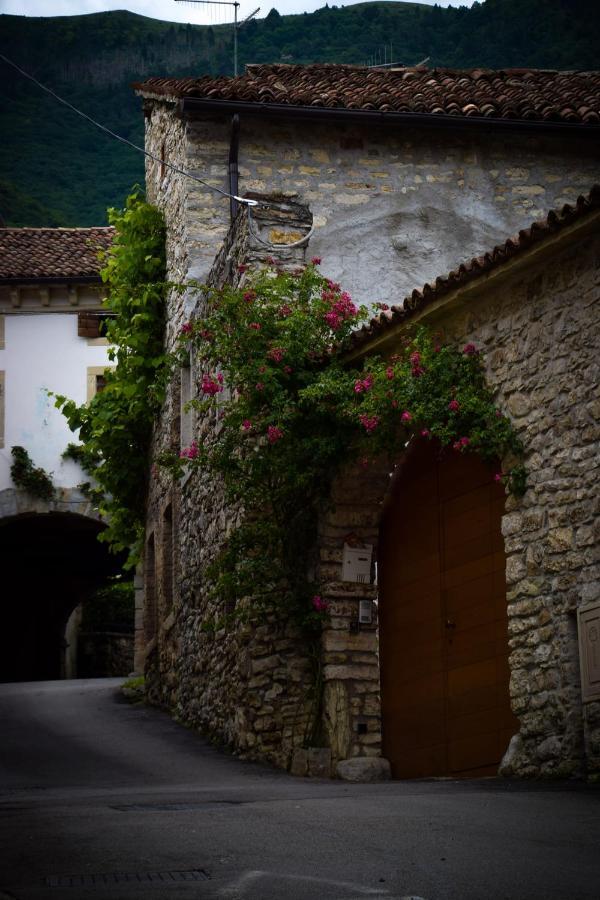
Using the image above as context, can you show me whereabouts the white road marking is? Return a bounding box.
[217,868,393,897]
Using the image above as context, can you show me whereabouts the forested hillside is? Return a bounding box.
[1,0,598,226]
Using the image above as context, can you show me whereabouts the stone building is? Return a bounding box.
[134,65,600,778]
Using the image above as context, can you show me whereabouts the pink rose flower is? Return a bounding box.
[267,347,285,363]
[249,322,261,330]
[311,256,322,265]
[267,425,283,444]
[201,374,223,396]
[243,291,256,303]
[312,595,328,612]
[401,410,412,424]
[359,414,379,434]
[242,420,252,431]
[180,322,193,335]
[448,399,460,412]
[179,440,199,460]
[463,343,477,355]
[237,263,249,273]
[324,311,341,330]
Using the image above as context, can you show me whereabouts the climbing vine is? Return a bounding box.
[160,259,525,629]
[10,446,54,501]
[54,190,169,564]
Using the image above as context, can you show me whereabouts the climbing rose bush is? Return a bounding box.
[159,260,525,626]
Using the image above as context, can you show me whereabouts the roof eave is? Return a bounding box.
[0,275,104,286]
[176,97,600,136]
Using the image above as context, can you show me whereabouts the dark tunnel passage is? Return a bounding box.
[0,513,125,682]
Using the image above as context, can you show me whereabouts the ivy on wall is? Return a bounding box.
[10,446,54,501]
[54,190,169,565]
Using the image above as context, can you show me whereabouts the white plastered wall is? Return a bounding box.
[0,313,112,491]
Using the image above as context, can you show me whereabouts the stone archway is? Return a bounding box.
[317,440,517,778]
[0,488,125,682]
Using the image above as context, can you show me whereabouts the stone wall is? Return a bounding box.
[142,200,318,769]
[438,230,600,777]
[318,224,599,778]
[144,99,599,308]
[78,631,134,678]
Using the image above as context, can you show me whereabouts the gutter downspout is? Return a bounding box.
[229,114,240,222]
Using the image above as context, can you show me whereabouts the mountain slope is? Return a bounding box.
[1,0,598,226]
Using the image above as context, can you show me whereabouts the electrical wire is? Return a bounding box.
[0,51,257,207]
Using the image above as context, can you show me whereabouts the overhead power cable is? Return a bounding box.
[0,52,257,207]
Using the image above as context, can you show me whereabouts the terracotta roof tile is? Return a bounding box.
[0,227,114,281]
[349,185,600,351]
[135,64,600,126]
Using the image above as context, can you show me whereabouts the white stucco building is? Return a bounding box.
[0,226,125,683]
[0,227,114,492]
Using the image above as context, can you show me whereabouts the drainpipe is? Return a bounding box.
[229,114,240,222]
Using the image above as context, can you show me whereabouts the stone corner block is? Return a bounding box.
[498,732,524,777]
[336,756,391,783]
[307,747,332,778]
[289,748,308,777]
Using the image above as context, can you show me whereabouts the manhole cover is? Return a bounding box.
[46,870,210,887]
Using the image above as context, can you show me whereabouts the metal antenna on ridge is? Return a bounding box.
[174,0,259,76]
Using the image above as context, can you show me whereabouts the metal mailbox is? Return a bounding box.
[342,543,373,584]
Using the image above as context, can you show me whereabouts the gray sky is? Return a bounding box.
[1,1,475,26]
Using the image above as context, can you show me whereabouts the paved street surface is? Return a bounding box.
[1,679,599,900]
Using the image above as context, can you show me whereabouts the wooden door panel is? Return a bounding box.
[383,580,442,625]
[444,574,497,618]
[446,657,498,695]
[397,553,440,586]
[448,730,506,774]
[442,487,493,544]
[390,640,445,682]
[443,537,497,582]
[438,452,493,499]
[392,744,448,779]
[379,440,517,779]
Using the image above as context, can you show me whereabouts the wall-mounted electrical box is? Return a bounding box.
[578,601,600,703]
[342,543,373,583]
[359,600,374,625]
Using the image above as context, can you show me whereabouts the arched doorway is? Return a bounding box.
[0,511,125,682]
[378,439,517,778]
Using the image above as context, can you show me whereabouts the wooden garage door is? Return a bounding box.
[378,439,517,779]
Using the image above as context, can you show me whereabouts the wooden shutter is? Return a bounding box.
[77,312,101,339]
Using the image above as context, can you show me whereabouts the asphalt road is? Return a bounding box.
[1,679,599,900]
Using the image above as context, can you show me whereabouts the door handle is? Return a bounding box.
[445,618,456,629]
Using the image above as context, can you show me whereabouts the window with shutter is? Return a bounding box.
[77,312,114,340]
